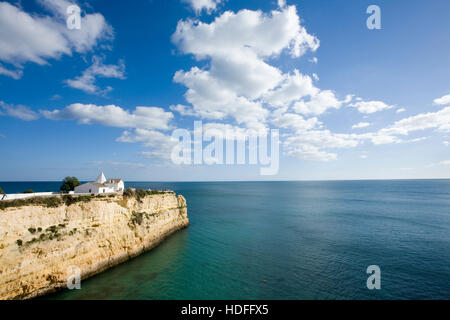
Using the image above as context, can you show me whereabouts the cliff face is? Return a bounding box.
[0,193,189,300]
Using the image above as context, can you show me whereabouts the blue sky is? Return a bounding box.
[0,0,450,181]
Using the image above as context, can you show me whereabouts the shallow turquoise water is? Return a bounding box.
[2,180,450,299]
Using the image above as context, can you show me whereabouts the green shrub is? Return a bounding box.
[123,188,134,197]
[16,239,23,246]
[28,228,36,234]
[24,190,34,194]
[130,212,144,226]
[46,225,58,233]
[0,187,4,194]
[123,188,170,203]
[62,195,93,206]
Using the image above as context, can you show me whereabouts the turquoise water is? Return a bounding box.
[1,180,450,299]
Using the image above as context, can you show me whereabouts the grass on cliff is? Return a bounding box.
[0,195,97,210]
[0,196,63,210]
[123,188,173,203]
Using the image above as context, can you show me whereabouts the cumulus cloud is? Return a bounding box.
[271,109,320,132]
[41,103,173,130]
[0,101,39,121]
[264,70,318,107]
[118,129,178,160]
[433,94,450,106]
[396,108,406,113]
[173,5,319,60]
[0,0,112,78]
[65,56,125,94]
[172,5,320,131]
[170,104,197,116]
[292,90,342,115]
[349,100,394,114]
[170,2,414,162]
[182,0,222,14]
[352,122,371,129]
[173,67,268,131]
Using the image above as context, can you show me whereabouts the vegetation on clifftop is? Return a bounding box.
[0,189,175,210]
[0,195,94,210]
[123,188,174,203]
[0,196,62,210]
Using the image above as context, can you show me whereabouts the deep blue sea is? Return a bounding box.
[1,180,450,299]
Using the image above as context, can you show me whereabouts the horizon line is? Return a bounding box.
[1,178,450,183]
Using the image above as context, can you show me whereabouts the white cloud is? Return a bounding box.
[90,160,146,169]
[380,106,450,136]
[283,129,363,161]
[352,122,371,129]
[170,104,197,116]
[173,5,319,60]
[0,64,23,79]
[0,1,112,77]
[285,143,337,162]
[50,94,62,101]
[183,0,222,14]
[41,103,173,130]
[65,56,125,94]
[349,100,394,114]
[396,108,406,113]
[287,130,360,149]
[271,109,320,132]
[433,94,450,106]
[264,70,318,107]
[292,90,342,115]
[172,5,320,130]
[173,67,268,130]
[277,0,287,8]
[427,160,450,168]
[118,129,178,160]
[0,101,39,121]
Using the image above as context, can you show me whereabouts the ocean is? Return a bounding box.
[1,180,450,299]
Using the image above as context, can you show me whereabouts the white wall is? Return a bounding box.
[74,183,114,194]
[105,181,125,192]
[1,192,61,201]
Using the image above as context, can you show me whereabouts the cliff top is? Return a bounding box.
[0,189,176,211]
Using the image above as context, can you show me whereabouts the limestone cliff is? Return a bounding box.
[0,192,189,300]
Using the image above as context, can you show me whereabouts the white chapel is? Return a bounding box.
[74,172,125,194]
